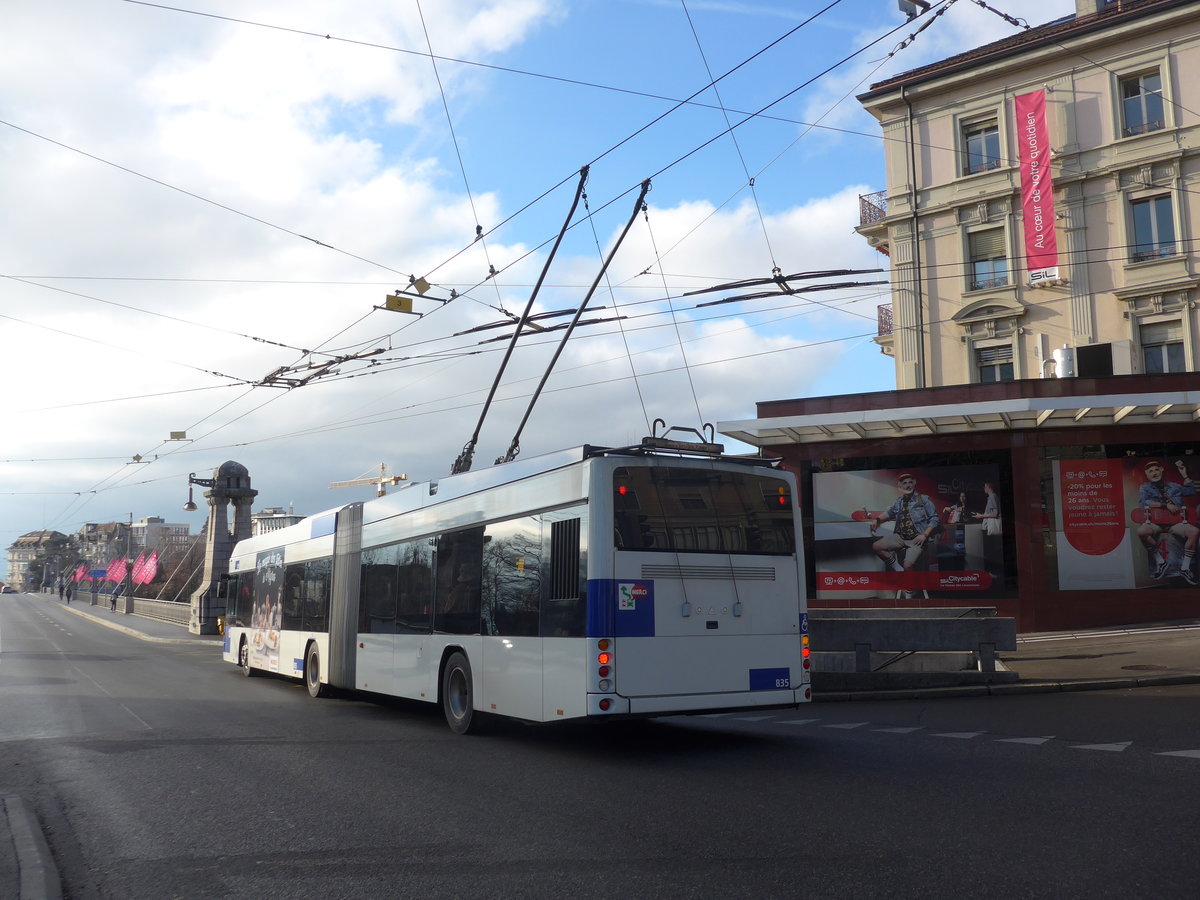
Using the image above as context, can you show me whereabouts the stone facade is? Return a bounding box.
[856,0,1200,389]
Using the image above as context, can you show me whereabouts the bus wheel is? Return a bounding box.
[305,642,327,698]
[441,651,479,734]
[239,638,255,677]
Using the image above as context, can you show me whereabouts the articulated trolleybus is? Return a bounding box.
[222,430,811,732]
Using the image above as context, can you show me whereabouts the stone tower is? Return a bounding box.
[189,461,257,635]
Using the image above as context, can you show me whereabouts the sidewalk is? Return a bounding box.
[33,590,222,645]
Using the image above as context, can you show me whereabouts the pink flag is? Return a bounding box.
[141,551,159,584]
[1015,89,1059,284]
[107,559,128,584]
[75,564,88,582]
[131,554,147,585]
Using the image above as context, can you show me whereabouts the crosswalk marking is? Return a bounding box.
[995,736,1054,745]
[822,722,868,730]
[1156,749,1200,758]
[873,726,922,734]
[931,731,984,739]
[1071,741,1132,752]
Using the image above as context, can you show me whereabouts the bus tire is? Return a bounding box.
[239,637,255,677]
[305,642,328,698]
[441,651,480,734]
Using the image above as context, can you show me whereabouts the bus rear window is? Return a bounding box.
[612,466,795,555]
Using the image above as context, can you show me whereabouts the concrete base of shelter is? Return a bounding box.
[812,651,1020,692]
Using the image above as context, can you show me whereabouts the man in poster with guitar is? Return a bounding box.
[1136,459,1198,585]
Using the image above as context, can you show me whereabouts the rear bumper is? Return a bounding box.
[588,687,808,716]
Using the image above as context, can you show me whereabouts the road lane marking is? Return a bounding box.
[778,719,820,726]
[996,736,1054,745]
[1071,741,1132,752]
[734,715,775,722]
[873,726,922,733]
[931,732,984,739]
[822,722,868,730]
[1156,749,1200,758]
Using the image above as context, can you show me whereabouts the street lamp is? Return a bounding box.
[184,472,215,512]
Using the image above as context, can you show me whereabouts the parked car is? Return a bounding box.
[0,584,15,593]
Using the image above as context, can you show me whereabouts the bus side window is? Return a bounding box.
[282,564,304,631]
[224,574,240,623]
[234,573,256,629]
[396,539,433,634]
[435,528,483,635]
[360,545,399,634]
[303,558,331,633]
[482,517,541,637]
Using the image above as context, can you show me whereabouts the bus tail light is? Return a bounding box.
[596,639,614,696]
[802,634,811,670]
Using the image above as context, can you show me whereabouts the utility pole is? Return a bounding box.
[124,513,133,614]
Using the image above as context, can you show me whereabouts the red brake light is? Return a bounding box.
[597,652,611,665]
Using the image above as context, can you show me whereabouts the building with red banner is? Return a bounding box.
[721,1,1200,631]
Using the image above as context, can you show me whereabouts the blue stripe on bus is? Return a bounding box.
[586,579,656,638]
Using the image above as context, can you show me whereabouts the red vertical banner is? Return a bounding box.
[1015,90,1059,284]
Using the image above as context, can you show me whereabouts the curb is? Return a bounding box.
[813,672,1200,701]
[52,598,219,646]
[1,794,62,900]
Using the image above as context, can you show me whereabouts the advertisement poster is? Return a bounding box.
[1053,456,1199,590]
[812,465,1003,601]
[250,548,283,672]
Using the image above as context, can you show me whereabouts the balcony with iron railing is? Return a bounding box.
[1130,243,1176,263]
[969,275,1010,292]
[877,303,893,337]
[859,190,886,228]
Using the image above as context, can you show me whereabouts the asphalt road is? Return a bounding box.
[3,593,1200,899]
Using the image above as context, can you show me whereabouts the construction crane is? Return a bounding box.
[328,463,408,497]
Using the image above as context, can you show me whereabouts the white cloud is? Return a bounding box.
[2,0,903,575]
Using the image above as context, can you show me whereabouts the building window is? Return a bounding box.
[1120,70,1164,137]
[962,118,1001,175]
[1130,195,1175,261]
[976,344,1014,382]
[1140,320,1185,373]
[967,228,1008,290]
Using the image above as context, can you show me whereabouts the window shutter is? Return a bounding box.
[1140,320,1182,344]
[969,228,1005,260]
[976,344,1013,364]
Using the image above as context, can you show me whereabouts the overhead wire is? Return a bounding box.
[14,0,1012,525]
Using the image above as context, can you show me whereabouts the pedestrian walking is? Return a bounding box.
[58,580,64,601]
[110,585,120,611]
[65,582,73,604]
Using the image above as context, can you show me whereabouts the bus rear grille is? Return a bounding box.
[640,564,775,581]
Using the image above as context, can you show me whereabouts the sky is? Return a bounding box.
[0,0,1075,579]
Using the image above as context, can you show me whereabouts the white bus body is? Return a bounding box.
[221,443,811,732]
